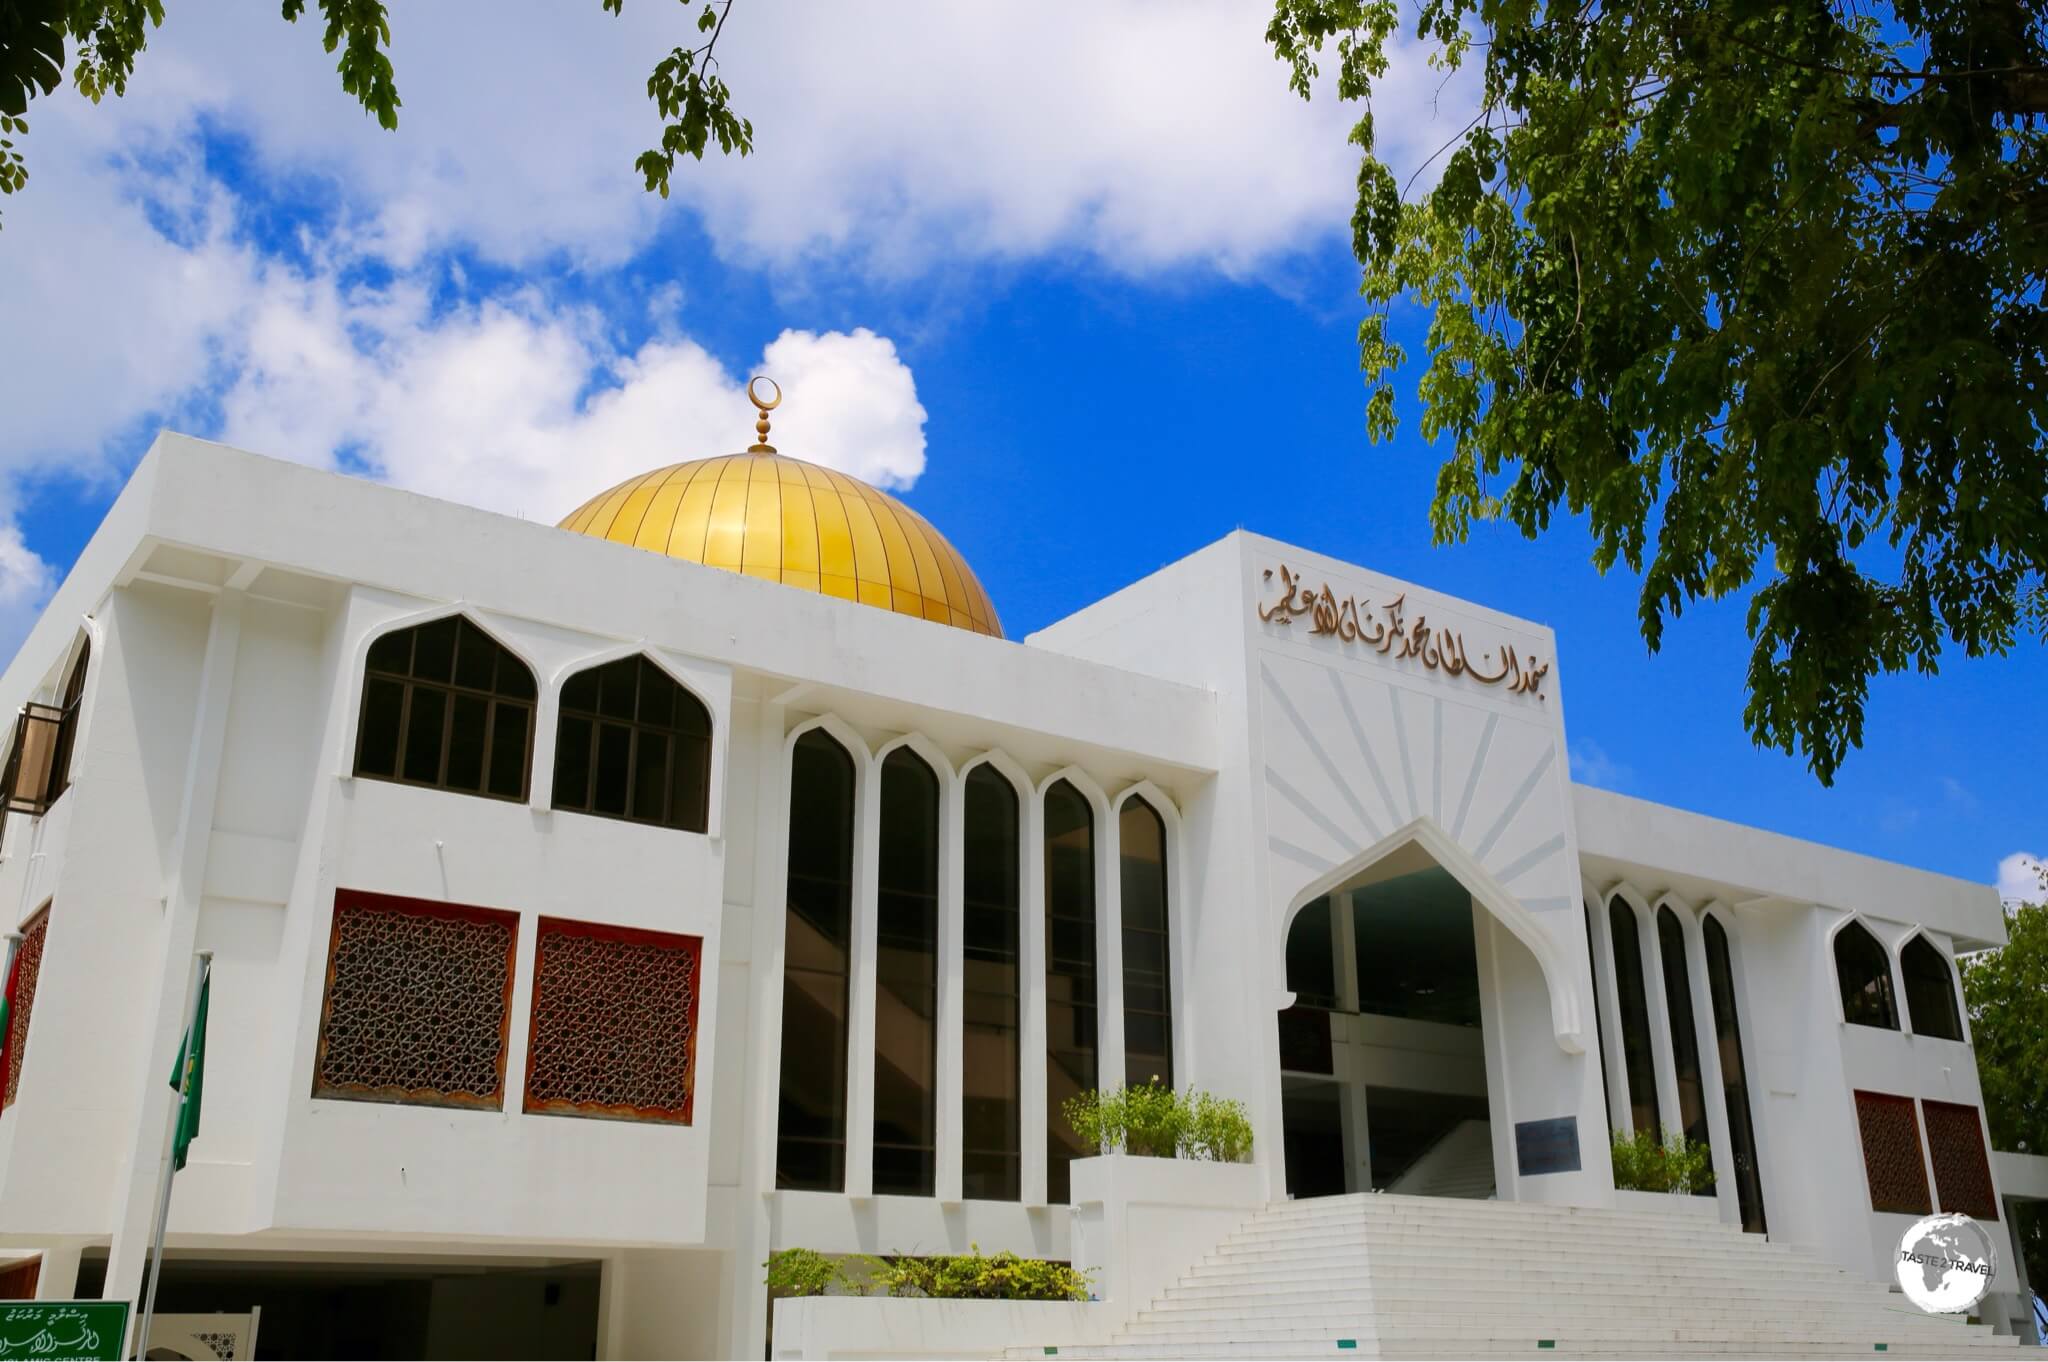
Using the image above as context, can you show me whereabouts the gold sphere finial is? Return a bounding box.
[747,376,782,454]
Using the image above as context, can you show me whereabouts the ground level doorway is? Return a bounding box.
[1279,859,1496,1200]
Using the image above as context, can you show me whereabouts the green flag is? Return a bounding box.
[168,968,209,1172]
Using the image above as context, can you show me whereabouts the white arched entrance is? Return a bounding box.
[1275,817,1587,1201]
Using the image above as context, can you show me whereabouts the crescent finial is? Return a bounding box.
[747,376,781,454]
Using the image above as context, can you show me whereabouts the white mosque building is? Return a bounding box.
[0,400,2039,1359]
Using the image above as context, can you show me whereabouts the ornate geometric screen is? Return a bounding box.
[2,905,50,1110]
[314,891,517,1109]
[1853,1089,1932,1215]
[525,919,702,1123]
[1923,1100,1999,1221]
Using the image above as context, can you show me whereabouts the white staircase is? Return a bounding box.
[1385,1120,1495,1199]
[1018,1193,2021,1359]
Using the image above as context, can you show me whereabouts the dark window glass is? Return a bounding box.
[357,678,403,779]
[1657,906,1713,1188]
[1900,935,1964,1042]
[962,765,1021,1201]
[1704,915,1767,1233]
[44,639,89,804]
[1834,920,1899,1029]
[1285,897,1340,1011]
[552,656,713,833]
[402,688,447,784]
[1608,897,1663,1136]
[777,730,855,1191]
[354,617,535,802]
[1585,902,1615,1136]
[1044,779,1097,1203]
[1119,798,1172,1091]
[874,748,939,1196]
[1353,868,1482,1026]
[445,694,488,793]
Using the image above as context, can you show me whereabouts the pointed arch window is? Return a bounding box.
[1703,915,1767,1232]
[778,729,856,1191]
[1585,901,1615,1134]
[1656,906,1713,1184]
[355,616,536,800]
[874,747,940,1196]
[553,655,712,832]
[1607,897,1662,1136]
[1044,779,1097,1204]
[1833,920,1899,1029]
[962,765,1022,1201]
[1,639,91,840]
[1119,796,1173,1090]
[1900,935,1964,1041]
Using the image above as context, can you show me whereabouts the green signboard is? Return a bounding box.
[0,1301,130,1361]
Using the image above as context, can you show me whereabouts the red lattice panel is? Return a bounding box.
[2,906,49,1111]
[524,919,702,1123]
[313,891,516,1109]
[1854,1089,1932,1215]
[1923,1100,1999,1221]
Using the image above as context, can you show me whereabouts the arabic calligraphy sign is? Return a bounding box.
[1257,565,1552,699]
[0,1301,129,1361]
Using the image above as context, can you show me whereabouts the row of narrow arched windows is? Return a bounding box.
[353,617,713,833]
[776,730,1174,1203]
[1591,895,1767,1231]
[1832,919,1965,1041]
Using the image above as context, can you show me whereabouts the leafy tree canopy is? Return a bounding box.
[1269,0,2046,782]
[1959,889,2046,1316]
[0,0,750,219]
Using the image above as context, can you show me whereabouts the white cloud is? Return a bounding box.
[1569,739,1633,792]
[1996,852,2044,905]
[212,266,928,519]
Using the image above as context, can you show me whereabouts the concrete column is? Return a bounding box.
[1096,795,1127,1096]
[935,761,966,1202]
[1019,779,1050,1206]
[102,589,243,1353]
[734,699,791,1362]
[844,743,882,1198]
[31,1242,84,1300]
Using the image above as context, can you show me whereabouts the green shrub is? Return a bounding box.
[858,1247,1091,1302]
[763,1247,843,1297]
[1609,1127,1716,1194]
[1062,1080,1253,1162]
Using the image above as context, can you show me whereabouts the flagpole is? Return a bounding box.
[134,949,210,1361]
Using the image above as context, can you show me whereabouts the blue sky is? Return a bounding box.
[0,3,2036,895]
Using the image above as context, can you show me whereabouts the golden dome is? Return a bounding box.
[559,451,1003,638]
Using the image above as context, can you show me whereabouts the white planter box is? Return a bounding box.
[1068,1154,1269,1318]
[1615,1187,1721,1218]
[770,1296,1105,1360]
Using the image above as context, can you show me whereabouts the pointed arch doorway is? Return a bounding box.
[1274,820,1583,1201]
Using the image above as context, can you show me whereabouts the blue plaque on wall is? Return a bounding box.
[1515,1116,1581,1176]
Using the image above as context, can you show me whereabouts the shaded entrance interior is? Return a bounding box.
[1279,856,1494,1199]
[79,1253,600,1360]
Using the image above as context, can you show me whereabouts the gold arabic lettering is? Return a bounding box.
[1257,566,1551,698]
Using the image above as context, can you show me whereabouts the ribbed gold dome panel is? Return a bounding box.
[559,453,1002,638]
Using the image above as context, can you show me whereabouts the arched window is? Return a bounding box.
[1119,796,1173,1091]
[355,616,536,800]
[0,638,91,838]
[1044,779,1097,1204]
[1607,897,1663,1136]
[777,729,856,1190]
[1833,920,1899,1029]
[1703,915,1767,1232]
[552,656,712,831]
[1900,934,1964,1041]
[874,747,940,1196]
[1656,906,1713,1182]
[962,764,1022,1201]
